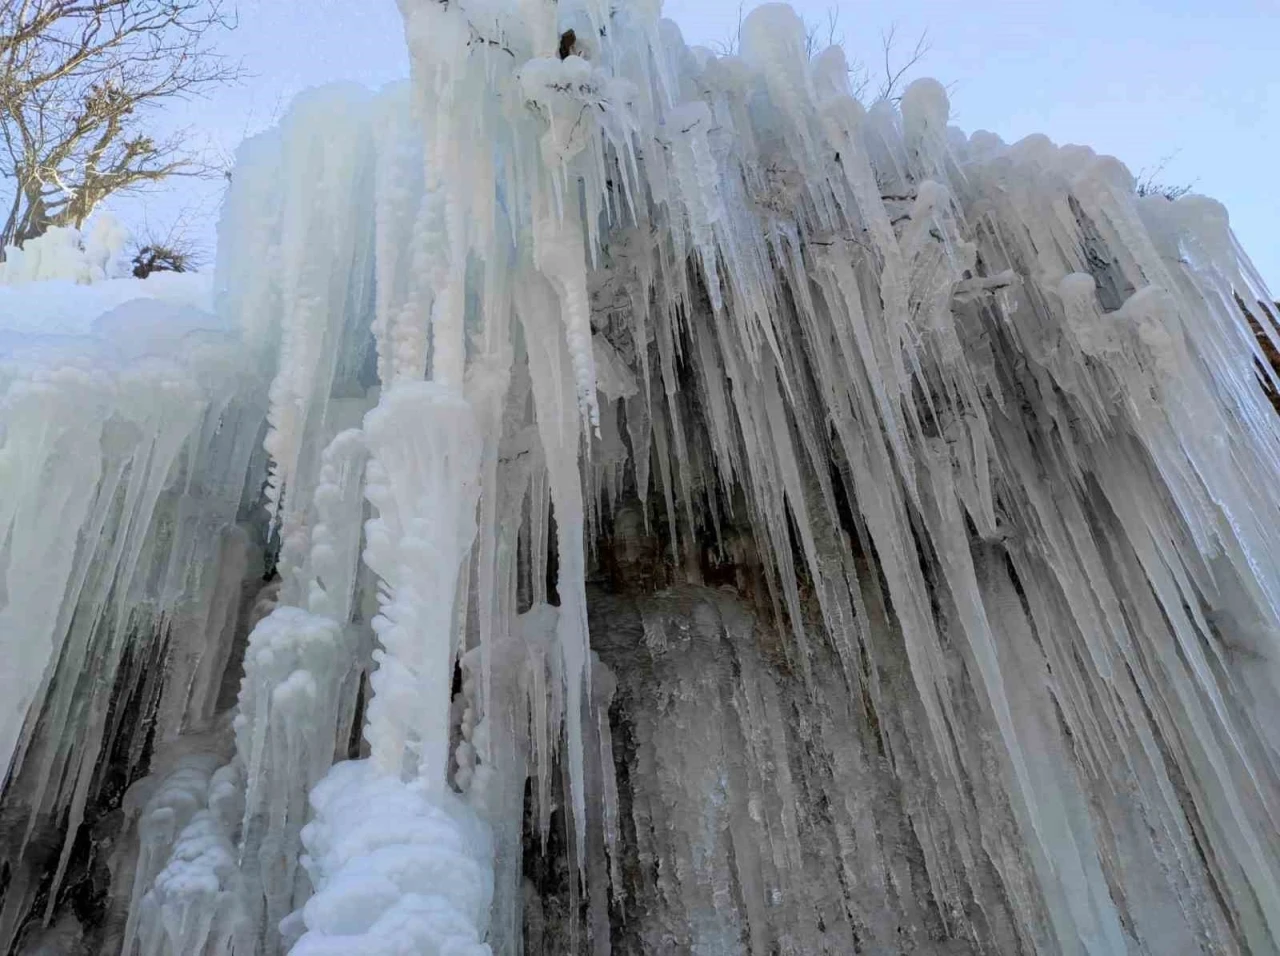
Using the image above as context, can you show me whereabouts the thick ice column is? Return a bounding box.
[303,429,370,626]
[369,81,430,386]
[233,607,351,952]
[284,382,492,954]
[360,382,484,785]
[397,0,510,388]
[460,604,552,954]
[224,85,378,550]
[533,191,601,433]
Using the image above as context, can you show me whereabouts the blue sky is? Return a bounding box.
[124,0,1278,292]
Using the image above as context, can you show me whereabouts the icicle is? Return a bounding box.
[232,606,351,951]
[533,190,602,433]
[515,265,595,871]
[360,382,483,785]
[305,430,369,625]
[247,86,377,536]
[6,5,1280,954]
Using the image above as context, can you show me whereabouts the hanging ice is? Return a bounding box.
[2,1,1280,954]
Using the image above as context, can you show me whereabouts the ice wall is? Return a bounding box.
[0,281,264,949]
[3,0,1280,953]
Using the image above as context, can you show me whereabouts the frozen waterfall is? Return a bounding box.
[3,1,1280,953]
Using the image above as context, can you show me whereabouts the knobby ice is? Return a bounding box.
[2,1,1280,953]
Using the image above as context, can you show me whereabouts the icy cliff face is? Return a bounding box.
[3,0,1280,953]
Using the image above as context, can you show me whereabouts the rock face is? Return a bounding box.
[589,585,998,955]
[4,1,1280,954]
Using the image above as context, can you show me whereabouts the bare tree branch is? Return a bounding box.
[709,0,746,57]
[876,23,930,102]
[795,8,922,103]
[1136,152,1196,201]
[0,0,241,251]
[803,6,842,59]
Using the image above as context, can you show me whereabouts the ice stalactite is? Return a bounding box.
[232,608,351,952]
[0,299,262,952]
[4,0,1280,953]
[232,85,378,546]
[282,383,492,954]
[120,733,241,956]
[516,267,596,871]
[359,385,482,782]
[132,761,247,956]
[0,365,114,783]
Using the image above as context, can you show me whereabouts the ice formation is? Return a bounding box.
[3,1,1280,953]
[0,214,128,287]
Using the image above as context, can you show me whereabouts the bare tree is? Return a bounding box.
[131,236,197,277]
[801,8,873,100]
[0,0,241,252]
[874,23,930,103]
[803,7,843,58]
[128,201,206,277]
[710,0,747,57]
[717,5,926,104]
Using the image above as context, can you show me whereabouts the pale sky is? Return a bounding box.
[119,0,1278,292]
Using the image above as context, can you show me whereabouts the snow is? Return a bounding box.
[2,1,1280,954]
[288,759,494,956]
[0,215,128,287]
[0,271,212,337]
